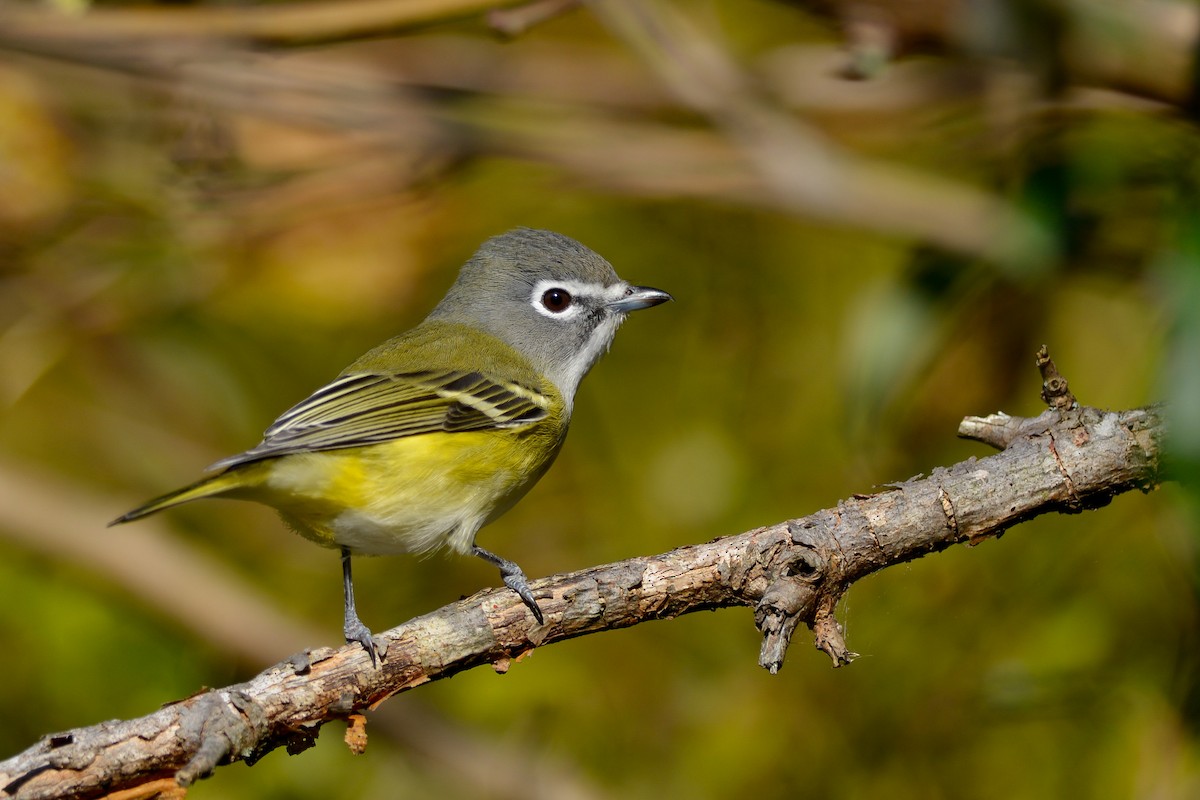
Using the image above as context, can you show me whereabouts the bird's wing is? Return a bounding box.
[209,370,551,470]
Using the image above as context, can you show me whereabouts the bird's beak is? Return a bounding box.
[611,285,673,313]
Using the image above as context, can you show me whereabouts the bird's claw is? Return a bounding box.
[344,618,380,667]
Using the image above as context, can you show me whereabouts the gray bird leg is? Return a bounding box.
[341,547,379,666]
[472,544,545,624]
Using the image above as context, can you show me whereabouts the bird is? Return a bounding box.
[111,228,672,665]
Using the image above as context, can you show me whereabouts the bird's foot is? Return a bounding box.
[501,568,545,625]
[473,545,545,624]
[344,616,380,667]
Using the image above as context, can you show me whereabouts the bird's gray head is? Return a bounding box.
[428,228,671,406]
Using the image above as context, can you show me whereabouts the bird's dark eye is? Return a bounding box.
[541,288,572,313]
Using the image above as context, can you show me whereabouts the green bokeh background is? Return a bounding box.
[1,2,1198,798]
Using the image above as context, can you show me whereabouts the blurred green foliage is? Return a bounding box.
[1,1,1198,798]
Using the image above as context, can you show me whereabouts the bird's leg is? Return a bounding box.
[341,547,379,666]
[472,544,545,624]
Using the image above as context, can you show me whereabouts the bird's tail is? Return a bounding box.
[109,470,248,526]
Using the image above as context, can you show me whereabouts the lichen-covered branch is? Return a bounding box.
[0,384,1164,798]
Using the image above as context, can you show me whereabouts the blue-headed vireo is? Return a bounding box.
[111,228,671,664]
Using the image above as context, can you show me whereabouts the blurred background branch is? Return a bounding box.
[0,0,524,42]
[0,0,1192,267]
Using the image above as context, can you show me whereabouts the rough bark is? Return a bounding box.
[0,354,1164,798]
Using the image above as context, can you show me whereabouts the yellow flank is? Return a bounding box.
[226,422,564,556]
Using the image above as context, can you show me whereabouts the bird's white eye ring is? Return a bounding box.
[541,288,573,313]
